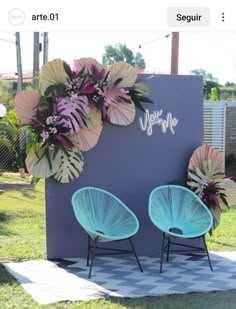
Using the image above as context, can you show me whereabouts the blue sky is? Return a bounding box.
[0,31,236,85]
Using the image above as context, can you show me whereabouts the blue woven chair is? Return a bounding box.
[71,187,143,278]
[148,185,213,273]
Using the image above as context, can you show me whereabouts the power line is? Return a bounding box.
[109,32,173,53]
[138,32,172,49]
[0,37,15,44]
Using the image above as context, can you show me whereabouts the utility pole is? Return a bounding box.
[170,32,179,74]
[43,32,49,64]
[15,32,23,92]
[33,32,40,88]
[15,32,25,171]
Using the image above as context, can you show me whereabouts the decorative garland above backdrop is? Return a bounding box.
[14,58,152,183]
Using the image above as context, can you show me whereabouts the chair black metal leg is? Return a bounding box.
[160,233,165,273]
[87,235,91,266]
[202,235,213,271]
[88,238,98,279]
[129,238,143,272]
[166,239,171,262]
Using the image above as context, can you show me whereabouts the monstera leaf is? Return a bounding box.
[108,101,136,126]
[40,59,68,92]
[26,144,61,178]
[188,143,224,173]
[14,90,41,124]
[57,96,90,134]
[53,147,84,183]
[107,62,137,88]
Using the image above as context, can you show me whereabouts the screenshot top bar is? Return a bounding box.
[0,0,235,31]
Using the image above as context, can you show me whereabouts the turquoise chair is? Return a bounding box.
[148,185,213,273]
[71,187,143,278]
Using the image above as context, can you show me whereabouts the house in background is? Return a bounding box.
[0,71,33,85]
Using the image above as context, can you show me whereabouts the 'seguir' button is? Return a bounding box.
[167,7,210,27]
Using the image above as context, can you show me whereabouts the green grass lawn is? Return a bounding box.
[0,177,46,262]
[1,173,236,308]
[206,206,236,251]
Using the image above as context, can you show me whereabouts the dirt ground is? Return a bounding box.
[0,172,33,190]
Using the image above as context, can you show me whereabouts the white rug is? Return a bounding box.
[4,251,236,305]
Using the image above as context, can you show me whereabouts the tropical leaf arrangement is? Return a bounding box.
[14,58,152,183]
[187,143,236,234]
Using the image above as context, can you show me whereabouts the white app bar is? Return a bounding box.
[0,0,235,31]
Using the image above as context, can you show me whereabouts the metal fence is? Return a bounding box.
[203,102,226,156]
[0,125,27,174]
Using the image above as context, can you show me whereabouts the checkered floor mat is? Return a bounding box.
[4,251,236,304]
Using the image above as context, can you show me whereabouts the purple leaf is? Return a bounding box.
[55,134,73,147]
[57,97,90,134]
[209,193,220,207]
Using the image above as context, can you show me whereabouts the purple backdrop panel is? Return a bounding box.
[45,74,204,258]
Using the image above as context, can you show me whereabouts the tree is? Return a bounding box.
[219,83,236,101]
[225,81,235,87]
[191,69,220,100]
[191,69,218,83]
[102,43,146,69]
[0,80,15,108]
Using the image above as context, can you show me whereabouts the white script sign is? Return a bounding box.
[139,109,178,136]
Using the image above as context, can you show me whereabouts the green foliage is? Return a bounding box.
[25,130,38,154]
[0,137,16,152]
[5,109,19,126]
[0,120,18,142]
[0,80,35,109]
[191,69,219,83]
[0,138,17,171]
[134,51,146,69]
[102,43,146,69]
[190,69,236,101]
[205,80,220,100]
[0,81,46,173]
[210,87,219,101]
[0,80,15,108]
[219,84,236,101]
[44,83,65,97]
[129,87,153,112]
[30,176,40,185]
[0,117,20,171]
[23,81,34,90]
[191,69,220,100]
[0,110,26,171]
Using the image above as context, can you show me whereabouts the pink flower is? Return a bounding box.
[51,127,58,134]
[46,116,54,125]
[41,131,49,141]
[49,144,55,151]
